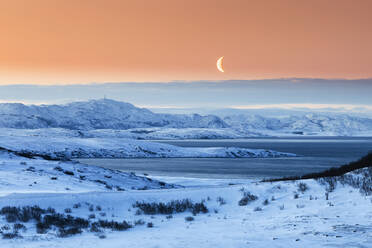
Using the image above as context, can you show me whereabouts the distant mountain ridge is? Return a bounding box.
[0,99,372,136]
[223,113,372,136]
[0,99,228,130]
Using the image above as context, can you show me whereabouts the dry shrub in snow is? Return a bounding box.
[238,192,258,206]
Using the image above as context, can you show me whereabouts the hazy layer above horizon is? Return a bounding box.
[0,79,371,115]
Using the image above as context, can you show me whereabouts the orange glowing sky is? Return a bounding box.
[0,0,372,84]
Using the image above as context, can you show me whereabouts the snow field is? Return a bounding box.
[0,161,371,248]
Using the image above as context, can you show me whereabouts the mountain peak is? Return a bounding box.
[0,99,227,130]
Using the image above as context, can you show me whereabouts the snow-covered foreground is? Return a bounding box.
[0,133,296,159]
[0,152,371,247]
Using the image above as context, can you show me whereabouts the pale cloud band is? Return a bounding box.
[0,79,371,114]
[230,104,372,111]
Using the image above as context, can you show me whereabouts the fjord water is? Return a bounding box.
[79,137,372,180]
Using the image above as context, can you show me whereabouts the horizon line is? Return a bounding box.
[1,77,372,87]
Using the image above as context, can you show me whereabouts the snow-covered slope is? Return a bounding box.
[0,150,175,195]
[0,134,296,159]
[0,99,228,130]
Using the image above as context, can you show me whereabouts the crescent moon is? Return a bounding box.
[216,56,224,73]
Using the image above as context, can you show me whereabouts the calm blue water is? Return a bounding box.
[79,137,372,179]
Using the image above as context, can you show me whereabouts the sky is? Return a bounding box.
[1,0,372,84]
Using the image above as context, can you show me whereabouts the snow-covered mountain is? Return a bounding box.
[0,134,296,159]
[1,99,372,136]
[224,113,372,136]
[0,99,228,130]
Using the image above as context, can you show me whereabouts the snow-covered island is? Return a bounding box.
[0,133,296,160]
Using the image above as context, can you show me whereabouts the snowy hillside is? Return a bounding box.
[0,150,176,195]
[0,134,296,159]
[0,99,227,130]
[0,149,370,247]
